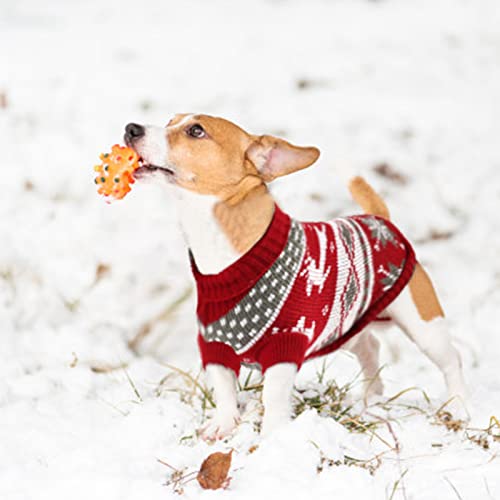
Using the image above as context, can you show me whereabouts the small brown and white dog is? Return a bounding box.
[124,114,467,440]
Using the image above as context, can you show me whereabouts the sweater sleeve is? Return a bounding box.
[254,332,309,374]
[197,334,241,376]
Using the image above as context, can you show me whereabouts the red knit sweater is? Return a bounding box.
[193,205,416,375]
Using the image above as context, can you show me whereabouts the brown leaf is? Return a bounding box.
[247,444,259,454]
[197,450,232,490]
[95,263,111,283]
[435,410,465,432]
[428,229,454,241]
[69,352,78,368]
[295,78,330,91]
[373,162,407,185]
[415,229,455,244]
[0,92,7,109]
[296,78,312,90]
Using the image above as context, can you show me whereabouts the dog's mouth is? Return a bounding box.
[134,158,175,180]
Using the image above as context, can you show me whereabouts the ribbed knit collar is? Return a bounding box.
[190,204,291,301]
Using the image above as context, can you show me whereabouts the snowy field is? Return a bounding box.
[1,0,500,498]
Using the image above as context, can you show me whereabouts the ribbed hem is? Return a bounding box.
[190,204,291,301]
[197,334,241,376]
[255,333,309,373]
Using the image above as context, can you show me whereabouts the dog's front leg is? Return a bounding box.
[201,364,240,441]
[261,362,297,436]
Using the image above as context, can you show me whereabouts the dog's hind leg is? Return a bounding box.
[386,268,468,409]
[346,329,384,400]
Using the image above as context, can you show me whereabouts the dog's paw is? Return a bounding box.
[443,382,470,421]
[200,412,240,442]
[441,395,470,423]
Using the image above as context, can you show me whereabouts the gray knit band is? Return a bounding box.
[198,220,306,354]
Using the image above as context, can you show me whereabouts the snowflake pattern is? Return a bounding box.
[362,217,398,251]
[378,261,404,291]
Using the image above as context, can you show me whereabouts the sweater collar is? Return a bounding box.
[190,204,291,301]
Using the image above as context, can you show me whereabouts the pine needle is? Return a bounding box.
[123,367,143,402]
[388,469,408,500]
[444,476,464,500]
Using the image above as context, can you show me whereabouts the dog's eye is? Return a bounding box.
[186,124,205,138]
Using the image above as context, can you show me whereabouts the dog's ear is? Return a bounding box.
[246,135,320,182]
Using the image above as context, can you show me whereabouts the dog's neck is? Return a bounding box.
[174,185,275,275]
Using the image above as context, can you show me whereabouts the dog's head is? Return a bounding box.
[124,114,320,202]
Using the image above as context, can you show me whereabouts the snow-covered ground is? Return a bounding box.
[1,0,499,498]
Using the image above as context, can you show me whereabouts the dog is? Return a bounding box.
[124,114,467,440]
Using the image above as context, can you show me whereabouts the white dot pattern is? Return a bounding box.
[198,220,306,354]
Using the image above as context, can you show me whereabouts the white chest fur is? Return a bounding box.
[174,189,241,274]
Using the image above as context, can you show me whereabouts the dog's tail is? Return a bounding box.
[348,176,390,219]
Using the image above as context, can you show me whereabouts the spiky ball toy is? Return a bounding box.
[94,145,139,200]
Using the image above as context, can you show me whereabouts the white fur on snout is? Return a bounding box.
[133,125,169,167]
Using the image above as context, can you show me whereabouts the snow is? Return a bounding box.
[1,0,500,498]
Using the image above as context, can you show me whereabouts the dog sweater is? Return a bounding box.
[193,204,416,375]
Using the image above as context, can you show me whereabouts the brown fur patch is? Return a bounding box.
[409,263,444,321]
[213,184,275,254]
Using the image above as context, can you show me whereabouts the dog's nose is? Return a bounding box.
[125,123,145,141]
